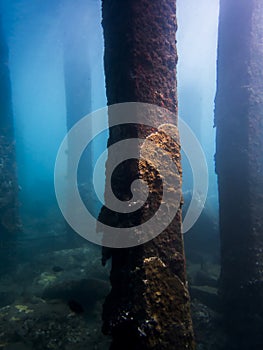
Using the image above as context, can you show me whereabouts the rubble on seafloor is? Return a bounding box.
[0,246,111,350]
[0,242,225,350]
[187,260,226,350]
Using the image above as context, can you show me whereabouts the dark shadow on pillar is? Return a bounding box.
[215,1,263,348]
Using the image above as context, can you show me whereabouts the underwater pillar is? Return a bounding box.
[62,9,95,231]
[99,1,195,349]
[63,12,92,186]
[0,16,20,238]
[215,0,263,348]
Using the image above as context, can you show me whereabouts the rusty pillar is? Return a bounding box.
[98,1,195,349]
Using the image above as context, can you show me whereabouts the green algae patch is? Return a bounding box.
[15,304,34,314]
[37,272,57,287]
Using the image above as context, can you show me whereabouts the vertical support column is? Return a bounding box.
[62,7,94,226]
[0,16,19,237]
[99,1,195,349]
[63,8,92,185]
[215,1,263,348]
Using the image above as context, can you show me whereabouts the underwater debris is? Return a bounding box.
[42,278,110,313]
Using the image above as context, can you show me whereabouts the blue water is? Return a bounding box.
[1,0,220,234]
[0,1,221,349]
[1,0,107,227]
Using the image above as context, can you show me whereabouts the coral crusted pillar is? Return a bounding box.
[98,1,195,349]
[215,0,263,348]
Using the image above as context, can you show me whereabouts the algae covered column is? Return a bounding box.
[215,0,263,348]
[99,1,195,349]
[0,16,19,237]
